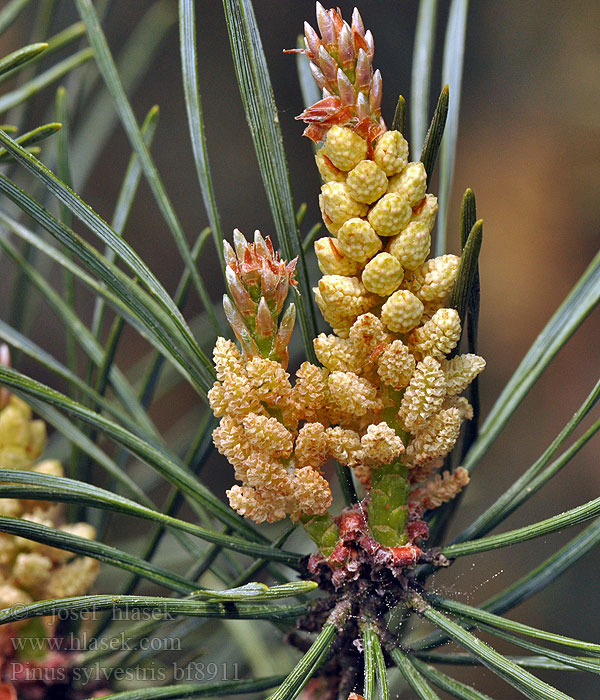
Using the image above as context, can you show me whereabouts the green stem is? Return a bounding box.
[368,460,410,547]
[300,512,340,558]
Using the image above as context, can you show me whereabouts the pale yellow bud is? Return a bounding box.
[0,534,18,566]
[367,192,412,237]
[7,396,32,419]
[443,395,474,420]
[405,255,460,304]
[324,125,367,171]
[348,313,392,353]
[13,552,52,590]
[60,522,96,541]
[291,467,332,517]
[361,252,404,296]
[326,427,362,467]
[292,362,328,422]
[0,447,30,470]
[314,288,355,336]
[314,237,362,276]
[318,195,342,235]
[327,371,382,421]
[244,454,289,492]
[213,416,253,479]
[373,130,409,176]
[380,289,424,333]
[442,354,486,396]
[0,583,32,610]
[387,162,427,207]
[400,357,446,432]
[345,160,388,204]
[0,499,22,517]
[45,557,99,599]
[213,337,244,383]
[411,194,438,233]
[320,182,368,225]
[294,423,330,469]
[377,340,415,389]
[246,358,292,404]
[242,414,293,459]
[387,221,431,270]
[411,467,470,510]
[208,373,264,419]
[27,421,46,461]
[405,408,463,466]
[318,275,378,318]
[0,405,29,448]
[314,334,364,373]
[361,422,405,466]
[408,308,462,359]
[227,485,275,523]
[33,459,64,478]
[337,218,382,263]
[315,148,346,182]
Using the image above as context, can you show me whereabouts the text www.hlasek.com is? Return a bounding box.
[11,631,181,653]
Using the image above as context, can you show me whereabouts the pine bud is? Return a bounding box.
[337,218,382,262]
[320,182,368,224]
[373,130,409,176]
[387,162,427,207]
[318,275,378,319]
[405,254,460,304]
[377,339,416,389]
[411,193,438,233]
[362,252,404,296]
[387,221,431,270]
[345,160,388,203]
[315,148,346,182]
[408,308,462,359]
[367,192,412,237]
[442,354,486,395]
[380,289,424,333]
[399,357,447,432]
[324,125,367,171]
[314,237,362,276]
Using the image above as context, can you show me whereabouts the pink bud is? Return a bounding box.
[318,45,337,82]
[309,62,326,90]
[315,2,335,47]
[337,24,355,69]
[370,69,383,113]
[356,91,370,121]
[337,69,355,106]
[253,229,269,256]
[364,30,374,58]
[351,8,365,37]
[355,49,372,91]
[255,297,274,339]
[223,296,258,357]
[225,266,256,316]
[232,228,247,259]
[304,22,320,58]
[223,240,236,268]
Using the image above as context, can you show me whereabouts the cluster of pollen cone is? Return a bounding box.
[209,5,485,563]
[0,357,99,682]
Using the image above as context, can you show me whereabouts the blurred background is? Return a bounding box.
[0,1,598,697]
